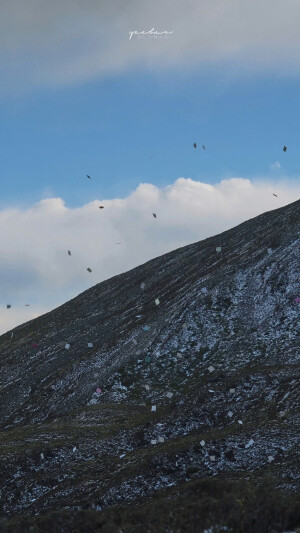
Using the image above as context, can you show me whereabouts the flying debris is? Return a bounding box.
[193,142,197,149]
[202,145,206,150]
[153,213,157,218]
[99,206,104,209]
[87,268,92,273]
[6,305,11,309]
[86,175,92,179]
[273,193,278,197]
[283,146,287,152]
[25,304,30,306]
[68,250,71,256]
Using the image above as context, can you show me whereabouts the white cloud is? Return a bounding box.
[2,0,300,95]
[0,176,299,335]
[271,161,281,169]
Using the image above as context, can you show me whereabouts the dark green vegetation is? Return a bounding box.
[0,200,299,532]
[1,477,300,533]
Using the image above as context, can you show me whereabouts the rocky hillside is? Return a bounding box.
[0,199,299,532]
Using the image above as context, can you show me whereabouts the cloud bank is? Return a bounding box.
[0,176,299,335]
[2,0,300,95]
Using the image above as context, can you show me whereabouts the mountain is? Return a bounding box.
[0,199,299,533]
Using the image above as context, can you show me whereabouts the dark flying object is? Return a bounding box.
[68,250,71,256]
[86,175,92,179]
[202,145,206,150]
[193,143,197,149]
[153,213,157,218]
[99,206,104,209]
[273,193,278,197]
[283,146,287,152]
[87,267,92,272]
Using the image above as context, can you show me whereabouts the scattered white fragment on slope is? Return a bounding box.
[268,456,274,462]
[245,439,254,449]
[140,283,145,289]
[229,388,235,393]
[87,343,93,348]
[200,440,205,447]
[151,405,157,412]
[210,455,215,461]
[267,248,272,255]
[166,392,173,399]
[158,437,165,443]
[201,287,208,293]
[11,332,14,338]
[228,411,233,418]
[216,246,222,252]
[177,352,182,358]
[155,298,160,306]
[40,453,44,460]
[151,439,157,445]
[120,454,125,459]
[145,385,150,391]
[73,446,77,452]
[65,343,70,350]
[132,339,138,345]
[208,365,215,373]
[238,420,243,425]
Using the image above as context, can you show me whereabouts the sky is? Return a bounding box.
[0,0,300,334]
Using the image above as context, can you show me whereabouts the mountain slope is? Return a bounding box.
[0,199,299,532]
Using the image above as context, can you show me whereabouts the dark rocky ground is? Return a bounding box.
[0,199,299,532]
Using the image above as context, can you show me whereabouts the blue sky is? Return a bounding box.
[1,69,299,209]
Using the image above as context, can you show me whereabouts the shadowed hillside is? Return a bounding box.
[0,199,299,532]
